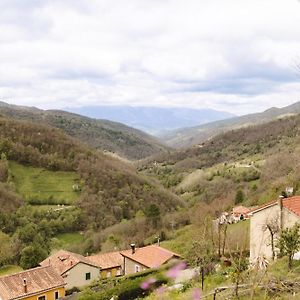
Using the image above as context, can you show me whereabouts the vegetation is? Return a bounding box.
[0,101,169,160]
[0,116,182,269]
[80,267,170,300]
[9,161,79,205]
[277,223,300,269]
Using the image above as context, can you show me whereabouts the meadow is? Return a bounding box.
[8,161,80,205]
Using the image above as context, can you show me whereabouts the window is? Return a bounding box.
[86,272,91,280]
[54,291,59,300]
[38,296,46,300]
[116,268,122,276]
[135,265,140,273]
[107,271,111,278]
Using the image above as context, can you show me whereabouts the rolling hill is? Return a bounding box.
[140,112,300,208]
[0,116,183,227]
[162,101,300,148]
[0,101,169,160]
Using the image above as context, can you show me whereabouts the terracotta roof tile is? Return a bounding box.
[250,196,300,217]
[0,266,65,300]
[232,206,251,214]
[283,196,300,217]
[87,251,123,270]
[40,250,99,275]
[120,245,181,268]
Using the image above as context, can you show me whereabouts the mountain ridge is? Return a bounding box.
[65,105,235,135]
[0,101,169,160]
[161,101,300,148]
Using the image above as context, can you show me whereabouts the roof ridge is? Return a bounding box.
[0,265,52,279]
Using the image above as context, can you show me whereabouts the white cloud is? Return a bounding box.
[0,0,300,115]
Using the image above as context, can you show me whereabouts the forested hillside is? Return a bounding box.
[0,116,182,269]
[0,101,169,160]
[140,113,300,209]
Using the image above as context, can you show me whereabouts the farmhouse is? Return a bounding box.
[250,196,300,263]
[87,251,123,279]
[0,266,65,300]
[120,244,181,275]
[232,205,251,222]
[40,250,100,290]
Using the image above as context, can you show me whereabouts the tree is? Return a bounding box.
[20,244,48,269]
[235,190,244,204]
[263,217,280,261]
[0,231,14,266]
[145,204,161,228]
[277,223,300,269]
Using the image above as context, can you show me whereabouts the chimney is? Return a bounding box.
[278,195,284,230]
[130,243,136,254]
[23,278,27,294]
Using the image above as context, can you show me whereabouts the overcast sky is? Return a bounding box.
[1,0,300,115]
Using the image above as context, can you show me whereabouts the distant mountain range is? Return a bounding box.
[161,101,300,148]
[0,101,169,160]
[65,106,235,135]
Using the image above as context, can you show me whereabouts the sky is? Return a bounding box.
[1,0,300,115]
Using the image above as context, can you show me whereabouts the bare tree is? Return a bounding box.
[263,217,280,261]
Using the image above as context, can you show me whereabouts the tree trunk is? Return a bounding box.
[288,255,292,270]
[222,225,228,256]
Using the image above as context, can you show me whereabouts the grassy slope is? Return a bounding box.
[0,265,23,276]
[52,232,85,250]
[162,220,250,256]
[9,161,79,205]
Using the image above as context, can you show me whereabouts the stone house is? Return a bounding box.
[40,250,100,290]
[0,266,65,300]
[87,251,123,279]
[120,244,181,275]
[250,196,300,263]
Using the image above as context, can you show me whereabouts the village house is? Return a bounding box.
[250,195,300,263]
[120,244,181,275]
[0,266,65,300]
[87,251,123,279]
[232,205,251,222]
[40,250,100,290]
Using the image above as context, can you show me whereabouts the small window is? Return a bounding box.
[116,268,122,276]
[107,271,111,278]
[54,291,59,300]
[38,296,46,300]
[135,265,140,273]
[86,272,91,280]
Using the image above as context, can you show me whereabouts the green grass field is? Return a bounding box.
[9,161,80,205]
[0,265,23,277]
[53,232,85,250]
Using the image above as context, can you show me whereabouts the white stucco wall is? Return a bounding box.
[63,262,100,290]
[250,204,300,263]
[250,204,280,262]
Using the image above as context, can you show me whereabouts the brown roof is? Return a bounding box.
[87,251,123,270]
[0,266,65,300]
[232,206,251,214]
[250,196,300,217]
[120,245,181,268]
[40,250,99,275]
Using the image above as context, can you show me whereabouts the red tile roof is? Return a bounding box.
[120,245,181,268]
[87,251,123,270]
[232,206,251,214]
[282,196,300,217]
[0,266,65,300]
[40,250,99,275]
[250,196,300,217]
